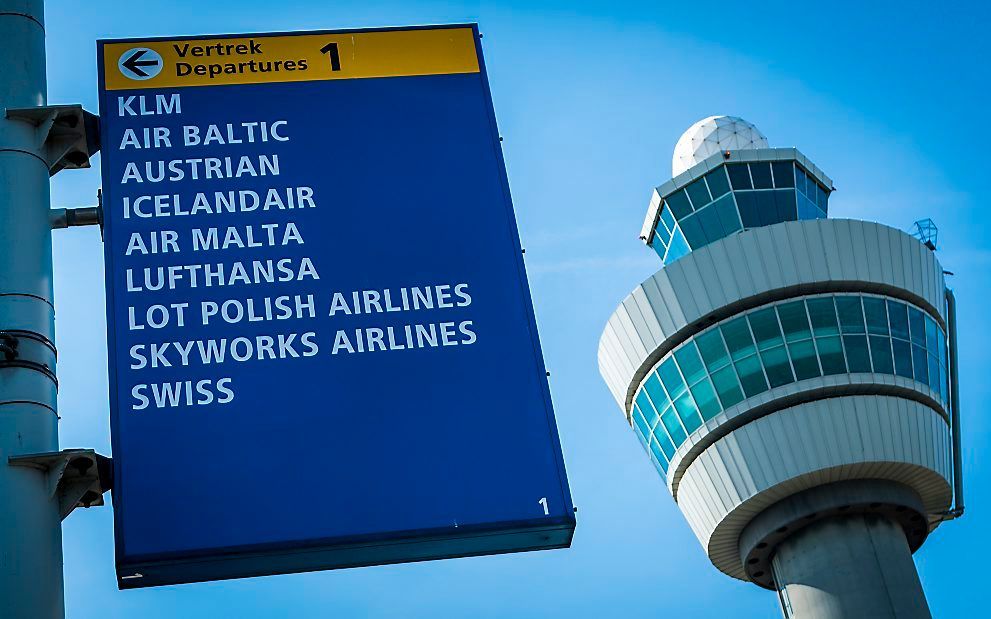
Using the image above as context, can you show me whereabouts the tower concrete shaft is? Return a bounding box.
[772,514,930,619]
[0,1,64,617]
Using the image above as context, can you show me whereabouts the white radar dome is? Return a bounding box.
[672,116,768,177]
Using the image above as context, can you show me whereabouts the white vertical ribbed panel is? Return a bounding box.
[675,396,952,580]
[597,219,946,415]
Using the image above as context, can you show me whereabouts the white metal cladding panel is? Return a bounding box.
[675,396,952,580]
[597,219,947,415]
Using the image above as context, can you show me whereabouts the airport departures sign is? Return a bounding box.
[97,25,574,588]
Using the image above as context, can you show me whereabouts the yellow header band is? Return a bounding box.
[102,27,480,91]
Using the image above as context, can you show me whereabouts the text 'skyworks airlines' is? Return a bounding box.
[97,25,574,588]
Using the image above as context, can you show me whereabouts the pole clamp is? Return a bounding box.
[8,449,113,521]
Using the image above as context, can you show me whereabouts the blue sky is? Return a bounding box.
[47,0,987,616]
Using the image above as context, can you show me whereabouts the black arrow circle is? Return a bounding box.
[123,50,161,78]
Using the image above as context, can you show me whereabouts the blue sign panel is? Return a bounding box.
[97,24,574,589]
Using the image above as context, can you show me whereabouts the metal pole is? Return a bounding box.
[0,1,65,617]
[946,288,964,517]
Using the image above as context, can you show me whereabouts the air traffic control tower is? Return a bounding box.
[598,117,963,618]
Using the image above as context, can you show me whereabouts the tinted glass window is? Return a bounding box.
[665,229,690,263]
[808,298,839,336]
[843,335,872,373]
[863,297,889,335]
[706,168,731,198]
[755,192,779,226]
[761,346,795,387]
[908,308,926,345]
[869,335,894,374]
[697,203,726,244]
[892,338,914,378]
[711,365,744,408]
[888,301,910,339]
[774,189,798,222]
[750,162,773,189]
[771,161,795,188]
[673,393,703,433]
[816,184,828,211]
[658,358,686,399]
[735,354,768,397]
[727,163,752,190]
[660,206,677,233]
[712,194,742,236]
[817,336,847,375]
[836,296,866,334]
[912,344,929,384]
[675,344,706,385]
[925,316,939,351]
[691,379,721,421]
[721,317,756,361]
[679,213,707,248]
[644,374,669,411]
[654,429,676,459]
[778,301,812,342]
[686,178,712,209]
[666,190,693,219]
[788,339,821,380]
[660,406,687,445]
[696,330,730,371]
[749,308,784,350]
[736,191,761,228]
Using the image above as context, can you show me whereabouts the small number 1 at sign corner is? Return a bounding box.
[538,497,549,515]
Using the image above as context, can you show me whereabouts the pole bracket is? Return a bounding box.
[5,104,100,176]
[8,449,112,521]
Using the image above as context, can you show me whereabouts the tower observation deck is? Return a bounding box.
[598,116,962,618]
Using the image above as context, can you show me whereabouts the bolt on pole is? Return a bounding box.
[0,1,65,617]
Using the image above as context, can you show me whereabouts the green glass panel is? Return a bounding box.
[938,329,947,367]
[660,405,687,446]
[713,193,742,234]
[836,296,866,334]
[697,203,726,243]
[661,206,677,233]
[653,428,676,460]
[808,297,839,337]
[892,338,914,378]
[721,317,756,361]
[649,439,667,465]
[755,192,779,227]
[771,161,795,188]
[817,335,847,375]
[666,190,693,219]
[658,358,686,399]
[706,167,731,198]
[673,393,703,434]
[925,316,939,352]
[928,353,940,392]
[691,379,722,421]
[696,329,730,371]
[778,300,812,342]
[632,404,651,442]
[749,308,784,351]
[843,335,872,373]
[761,345,795,387]
[735,354,769,397]
[869,335,895,374]
[675,344,706,385]
[749,162,773,189]
[644,373,669,412]
[908,307,926,345]
[665,229,690,263]
[912,344,929,384]
[736,191,760,228]
[680,213,707,248]
[686,178,712,209]
[788,339,821,380]
[774,189,797,221]
[888,300,910,340]
[863,297,889,335]
[711,365,745,408]
[727,163,752,190]
[939,363,948,404]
